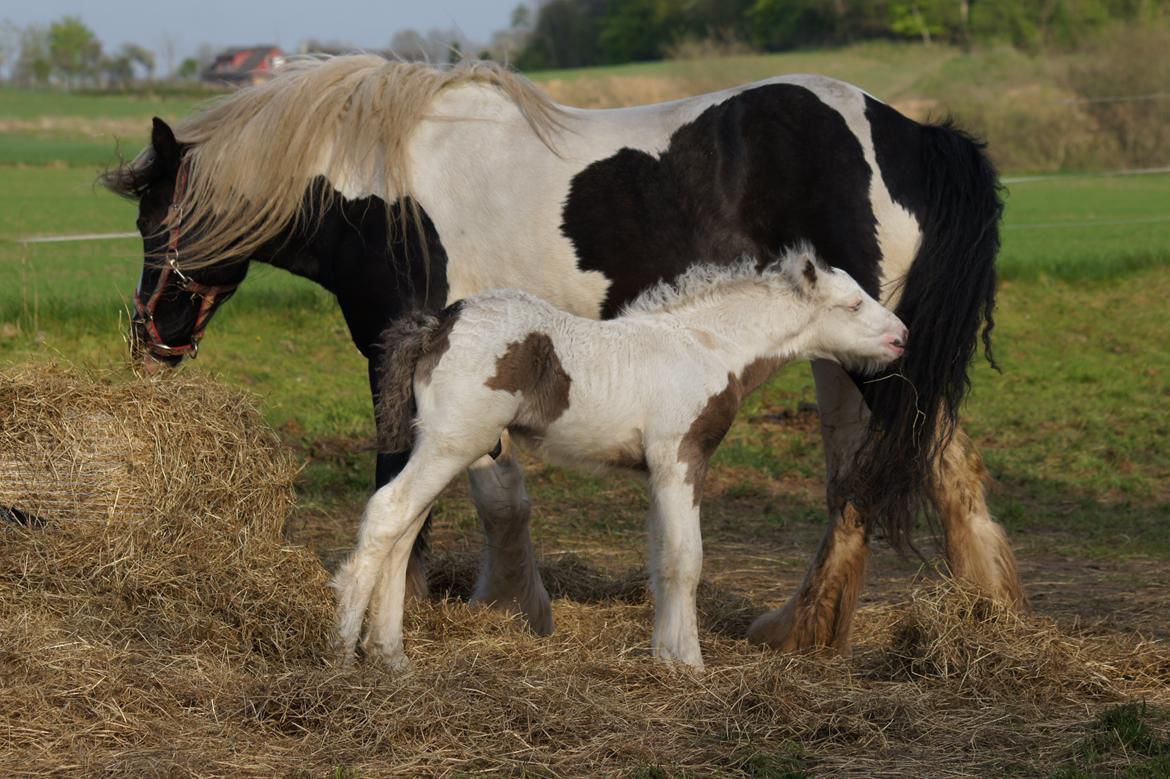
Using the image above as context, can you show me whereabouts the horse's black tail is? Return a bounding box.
[846,119,1003,550]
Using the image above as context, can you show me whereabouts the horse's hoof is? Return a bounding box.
[746,601,802,652]
[471,583,555,637]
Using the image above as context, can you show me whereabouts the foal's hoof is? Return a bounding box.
[330,637,359,668]
[371,649,411,673]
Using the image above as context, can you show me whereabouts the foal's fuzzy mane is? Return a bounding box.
[104,55,563,270]
[621,245,819,317]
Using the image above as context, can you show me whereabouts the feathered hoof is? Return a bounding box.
[746,599,848,654]
[746,600,801,651]
[471,581,555,637]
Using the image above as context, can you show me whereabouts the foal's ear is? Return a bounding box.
[802,259,818,289]
[150,117,180,167]
[780,248,820,295]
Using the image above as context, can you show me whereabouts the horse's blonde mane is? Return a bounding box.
[135,55,563,270]
[621,245,817,318]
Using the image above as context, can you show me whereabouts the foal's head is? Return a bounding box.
[776,248,908,374]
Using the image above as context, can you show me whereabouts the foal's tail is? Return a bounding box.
[375,303,461,452]
[847,118,1003,550]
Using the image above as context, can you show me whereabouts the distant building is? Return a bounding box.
[202,46,286,86]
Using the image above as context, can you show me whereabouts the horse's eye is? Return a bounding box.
[135,217,147,233]
[850,299,862,312]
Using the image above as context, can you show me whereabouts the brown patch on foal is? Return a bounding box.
[747,504,868,653]
[485,332,573,427]
[678,373,742,506]
[738,356,786,395]
[932,428,1027,608]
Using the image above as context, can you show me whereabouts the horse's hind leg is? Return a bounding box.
[748,362,1026,655]
[748,360,870,653]
[467,432,553,635]
[931,427,1026,606]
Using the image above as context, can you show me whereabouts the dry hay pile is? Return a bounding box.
[2,364,1168,777]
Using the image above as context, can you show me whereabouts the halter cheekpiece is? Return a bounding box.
[133,156,239,360]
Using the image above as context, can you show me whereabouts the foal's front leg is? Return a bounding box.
[334,441,473,669]
[467,432,553,635]
[646,470,705,669]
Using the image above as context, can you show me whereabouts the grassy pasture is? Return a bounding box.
[2,55,1169,775]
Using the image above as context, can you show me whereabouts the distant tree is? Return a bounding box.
[48,15,101,88]
[102,42,154,86]
[0,19,20,80]
[517,0,606,70]
[102,51,133,87]
[748,0,840,49]
[13,24,51,87]
[448,39,463,63]
[390,28,428,60]
[121,43,155,80]
[157,33,176,78]
[511,3,533,31]
[599,0,673,63]
[176,57,200,80]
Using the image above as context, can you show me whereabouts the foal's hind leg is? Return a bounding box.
[931,427,1026,606]
[467,432,553,635]
[748,360,871,653]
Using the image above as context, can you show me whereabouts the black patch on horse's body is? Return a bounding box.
[264,188,451,513]
[561,84,882,317]
[264,183,450,360]
[562,83,1002,549]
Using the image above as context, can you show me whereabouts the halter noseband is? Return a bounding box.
[133,156,239,360]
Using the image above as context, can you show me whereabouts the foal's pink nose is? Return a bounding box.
[886,325,909,355]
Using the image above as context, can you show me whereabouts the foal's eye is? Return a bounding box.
[849,299,863,312]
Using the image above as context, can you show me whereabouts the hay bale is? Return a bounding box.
[0,363,333,662]
[1,363,293,530]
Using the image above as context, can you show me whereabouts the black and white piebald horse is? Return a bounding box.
[104,56,1024,652]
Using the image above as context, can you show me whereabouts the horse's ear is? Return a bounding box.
[151,117,180,167]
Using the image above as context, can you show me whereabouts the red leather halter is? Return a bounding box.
[133,157,239,360]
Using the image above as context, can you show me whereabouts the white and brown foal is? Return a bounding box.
[333,248,907,670]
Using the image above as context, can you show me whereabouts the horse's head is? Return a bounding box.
[779,248,908,374]
[104,118,248,370]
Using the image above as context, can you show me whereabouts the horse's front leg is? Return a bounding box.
[931,428,1026,607]
[646,467,705,669]
[467,432,553,635]
[747,359,870,653]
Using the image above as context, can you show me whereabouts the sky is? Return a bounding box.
[3,0,524,72]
